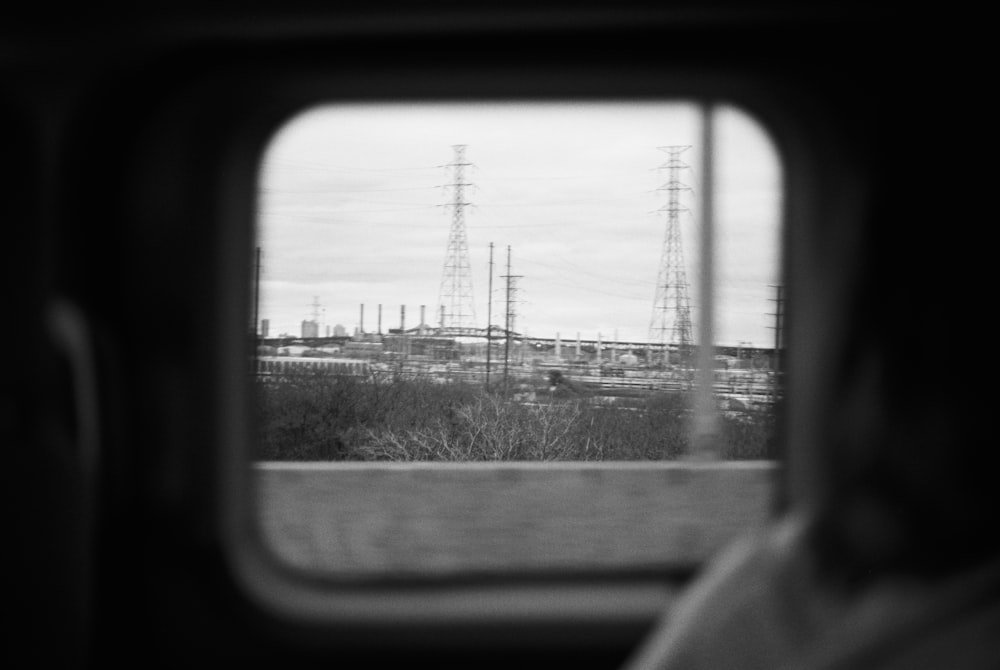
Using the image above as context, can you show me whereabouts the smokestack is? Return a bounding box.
[360,304,365,334]
[555,332,561,358]
[420,305,426,335]
[400,305,406,331]
[378,304,382,335]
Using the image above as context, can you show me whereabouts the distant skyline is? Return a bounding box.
[257,101,782,348]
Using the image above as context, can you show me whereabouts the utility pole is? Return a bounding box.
[252,246,261,340]
[769,284,785,358]
[500,245,522,395]
[400,305,409,360]
[486,242,494,390]
[768,283,786,394]
[251,246,261,377]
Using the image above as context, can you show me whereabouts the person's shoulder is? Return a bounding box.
[624,510,1000,670]
[623,512,837,670]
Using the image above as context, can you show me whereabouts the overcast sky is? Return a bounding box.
[256,101,782,348]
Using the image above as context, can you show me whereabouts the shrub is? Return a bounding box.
[255,370,776,461]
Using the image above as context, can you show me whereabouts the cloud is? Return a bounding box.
[257,101,782,346]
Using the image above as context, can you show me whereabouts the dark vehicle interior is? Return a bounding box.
[4,3,996,668]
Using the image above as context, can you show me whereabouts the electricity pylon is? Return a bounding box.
[437,144,477,335]
[649,145,694,366]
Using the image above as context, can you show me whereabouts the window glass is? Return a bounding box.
[254,102,782,464]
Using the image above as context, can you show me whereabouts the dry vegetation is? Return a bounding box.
[254,368,777,461]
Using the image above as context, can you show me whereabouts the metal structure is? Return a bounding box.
[768,283,786,376]
[486,242,494,388]
[649,145,694,364]
[500,245,522,390]
[437,144,477,335]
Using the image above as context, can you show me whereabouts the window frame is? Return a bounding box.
[202,51,836,653]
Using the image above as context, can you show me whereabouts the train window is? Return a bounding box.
[244,100,784,589]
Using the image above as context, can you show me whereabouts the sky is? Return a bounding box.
[256,101,782,348]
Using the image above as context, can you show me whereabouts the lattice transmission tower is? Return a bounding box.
[437,144,477,335]
[649,145,694,364]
